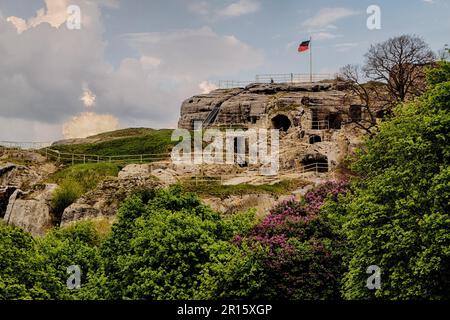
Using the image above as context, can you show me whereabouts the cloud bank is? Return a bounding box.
[0,0,264,140]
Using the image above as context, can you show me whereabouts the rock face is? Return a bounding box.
[61,167,162,226]
[3,184,57,237]
[178,81,371,173]
[0,163,41,189]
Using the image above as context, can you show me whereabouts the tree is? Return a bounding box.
[0,223,60,299]
[338,64,390,136]
[363,34,435,102]
[209,181,350,300]
[97,186,255,300]
[338,61,450,299]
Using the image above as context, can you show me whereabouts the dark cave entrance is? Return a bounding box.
[309,135,322,144]
[271,114,291,132]
[326,113,342,129]
[301,154,329,173]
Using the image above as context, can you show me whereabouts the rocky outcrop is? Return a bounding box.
[0,163,39,189]
[61,168,162,226]
[3,184,57,237]
[178,81,369,174]
[178,82,358,130]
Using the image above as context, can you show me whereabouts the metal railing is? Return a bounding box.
[255,73,331,84]
[181,162,329,186]
[218,80,253,89]
[217,73,332,89]
[0,141,52,150]
[44,148,171,165]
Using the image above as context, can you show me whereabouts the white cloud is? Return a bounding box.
[62,112,119,139]
[80,89,96,108]
[124,26,264,79]
[199,81,218,94]
[303,7,359,30]
[423,0,434,3]
[0,1,264,141]
[219,0,260,18]
[189,0,260,20]
[312,32,339,41]
[6,16,28,34]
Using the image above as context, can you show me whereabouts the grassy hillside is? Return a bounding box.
[50,128,175,157]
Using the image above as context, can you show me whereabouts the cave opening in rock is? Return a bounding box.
[301,154,329,173]
[349,105,362,122]
[271,114,291,132]
[326,113,342,129]
[309,135,322,144]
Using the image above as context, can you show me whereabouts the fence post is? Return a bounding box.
[97,155,100,163]
[140,155,143,163]
[290,73,293,83]
[83,155,86,164]
[72,154,74,166]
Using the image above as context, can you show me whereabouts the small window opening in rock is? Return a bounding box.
[271,114,291,132]
[309,135,322,144]
[349,105,362,122]
[327,113,342,129]
[376,110,385,119]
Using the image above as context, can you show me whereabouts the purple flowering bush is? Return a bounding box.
[230,180,350,300]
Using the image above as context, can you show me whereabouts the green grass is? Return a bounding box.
[51,180,84,223]
[48,163,121,192]
[50,129,176,157]
[48,163,121,221]
[182,179,308,199]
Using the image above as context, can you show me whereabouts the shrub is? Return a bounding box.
[338,62,450,299]
[214,181,350,300]
[51,180,83,223]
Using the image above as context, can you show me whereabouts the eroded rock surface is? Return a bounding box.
[61,175,161,226]
[3,184,57,237]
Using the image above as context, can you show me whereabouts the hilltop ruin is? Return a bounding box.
[178,81,381,173]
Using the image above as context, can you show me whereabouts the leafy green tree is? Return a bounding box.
[339,61,450,299]
[37,222,103,299]
[98,186,254,300]
[0,223,59,299]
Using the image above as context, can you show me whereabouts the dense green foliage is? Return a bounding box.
[1,63,449,301]
[0,183,347,300]
[0,221,101,299]
[331,61,450,299]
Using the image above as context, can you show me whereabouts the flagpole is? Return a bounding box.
[309,36,312,83]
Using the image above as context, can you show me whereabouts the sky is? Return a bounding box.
[0,0,448,141]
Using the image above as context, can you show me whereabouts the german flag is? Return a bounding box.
[298,40,310,53]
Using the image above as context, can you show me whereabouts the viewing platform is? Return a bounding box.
[218,73,332,89]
